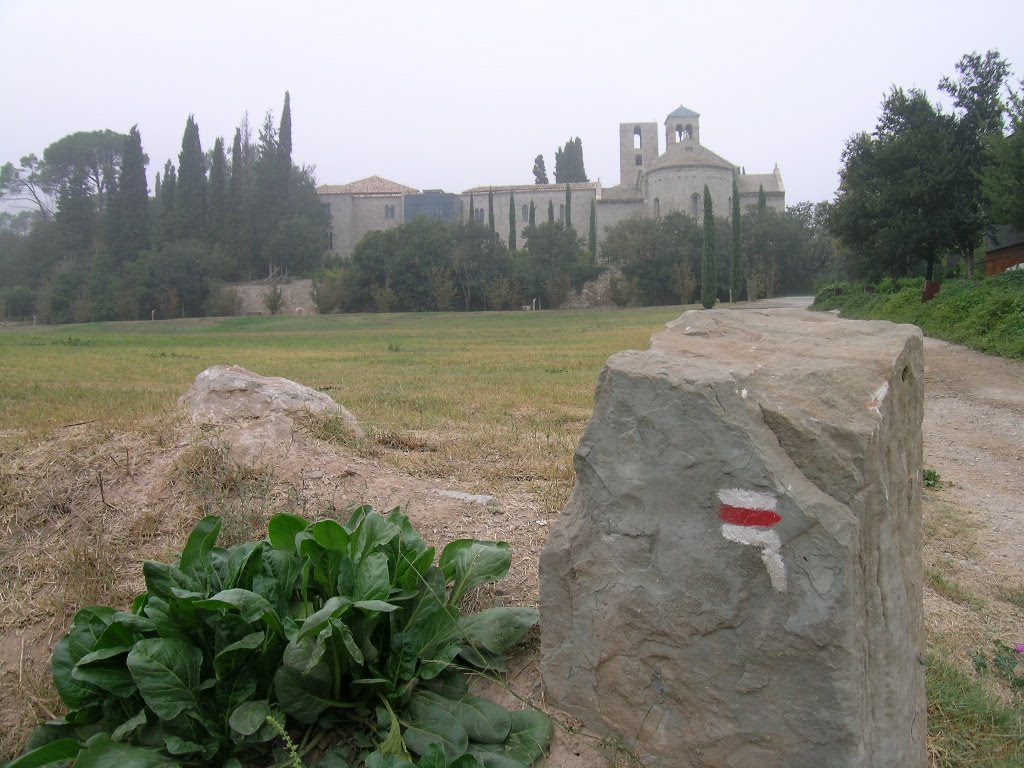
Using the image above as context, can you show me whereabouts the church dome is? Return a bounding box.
[647,142,736,174]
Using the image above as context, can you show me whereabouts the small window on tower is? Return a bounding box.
[691,193,700,217]
[633,126,642,149]
[635,154,643,166]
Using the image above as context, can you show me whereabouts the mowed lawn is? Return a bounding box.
[0,307,686,505]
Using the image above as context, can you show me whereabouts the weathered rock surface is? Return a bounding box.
[540,309,926,768]
[180,365,362,461]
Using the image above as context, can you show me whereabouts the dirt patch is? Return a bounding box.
[1,331,1022,766]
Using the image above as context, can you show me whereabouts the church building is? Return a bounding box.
[317,105,784,259]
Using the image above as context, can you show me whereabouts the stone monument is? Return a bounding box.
[540,309,926,767]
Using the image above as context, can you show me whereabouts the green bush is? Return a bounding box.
[10,508,551,768]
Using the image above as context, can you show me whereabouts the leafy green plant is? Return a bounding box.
[971,640,1024,692]
[9,507,551,768]
[924,469,942,489]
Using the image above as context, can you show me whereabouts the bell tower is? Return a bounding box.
[619,122,659,187]
[665,105,701,146]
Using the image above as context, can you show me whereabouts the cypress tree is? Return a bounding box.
[278,91,292,197]
[588,199,597,256]
[175,115,207,238]
[154,172,162,204]
[208,137,227,244]
[757,184,767,211]
[160,161,176,242]
[547,199,554,223]
[116,125,150,262]
[533,154,548,184]
[508,191,516,251]
[56,165,96,255]
[103,169,120,251]
[468,193,474,223]
[564,184,572,228]
[528,200,536,227]
[730,176,742,302]
[225,129,245,272]
[701,185,717,309]
[487,187,494,233]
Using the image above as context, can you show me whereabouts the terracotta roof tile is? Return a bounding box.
[317,175,419,196]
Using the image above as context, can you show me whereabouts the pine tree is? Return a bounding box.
[102,169,120,251]
[529,200,536,227]
[208,137,227,244]
[588,199,597,256]
[547,199,554,223]
[701,185,717,309]
[533,154,549,184]
[730,176,742,302]
[564,184,572,228]
[487,187,495,233]
[56,165,96,255]
[175,115,207,238]
[508,191,517,251]
[224,129,246,273]
[116,125,150,262]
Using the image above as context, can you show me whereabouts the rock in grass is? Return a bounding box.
[540,308,927,768]
[180,365,363,460]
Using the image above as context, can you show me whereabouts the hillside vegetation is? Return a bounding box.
[811,272,1024,359]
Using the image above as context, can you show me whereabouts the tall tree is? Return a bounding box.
[0,154,55,218]
[757,185,767,211]
[55,165,96,256]
[468,193,474,223]
[175,115,207,238]
[115,125,150,263]
[730,175,742,301]
[533,154,549,184]
[43,130,127,210]
[487,188,495,233]
[984,81,1024,230]
[208,137,227,244]
[278,91,293,199]
[588,199,597,256]
[547,199,554,223]
[508,191,517,251]
[701,185,717,309]
[564,184,572,228]
[160,161,177,241]
[529,200,536,227]
[939,50,1012,276]
[554,137,588,183]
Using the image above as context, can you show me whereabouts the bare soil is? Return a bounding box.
[1,325,1022,766]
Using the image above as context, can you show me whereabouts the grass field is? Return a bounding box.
[0,307,685,511]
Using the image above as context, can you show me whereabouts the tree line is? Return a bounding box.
[830,50,1023,281]
[532,137,588,185]
[0,92,328,322]
[312,217,600,313]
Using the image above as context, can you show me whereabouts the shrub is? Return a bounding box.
[10,508,551,768]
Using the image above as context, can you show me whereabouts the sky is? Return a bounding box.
[2,0,1023,208]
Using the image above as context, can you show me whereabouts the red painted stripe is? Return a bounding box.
[719,504,781,527]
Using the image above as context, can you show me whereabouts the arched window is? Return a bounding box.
[654,198,660,218]
[676,124,684,142]
[559,204,565,221]
[633,126,642,149]
[691,193,701,218]
[635,154,643,166]
[522,204,529,220]
[685,123,693,140]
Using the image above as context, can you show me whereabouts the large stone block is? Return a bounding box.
[540,309,926,768]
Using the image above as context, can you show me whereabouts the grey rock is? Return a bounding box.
[180,365,362,461]
[540,308,926,768]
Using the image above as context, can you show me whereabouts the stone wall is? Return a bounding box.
[228,279,316,315]
[541,308,927,767]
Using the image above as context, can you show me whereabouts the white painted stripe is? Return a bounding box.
[721,523,787,592]
[717,488,777,510]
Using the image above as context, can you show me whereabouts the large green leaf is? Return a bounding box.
[274,660,341,724]
[401,696,469,761]
[52,606,116,709]
[354,551,391,603]
[213,630,265,678]
[3,738,83,768]
[468,750,526,768]
[311,519,350,551]
[346,508,399,563]
[142,561,196,601]
[457,608,538,654]
[439,540,511,604]
[75,733,176,767]
[416,691,511,744]
[125,639,202,721]
[177,515,221,586]
[110,709,148,741]
[194,588,283,636]
[228,700,272,736]
[296,596,352,640]
[71,647,136,698]
[502,710,553,765]
[268,512,310,552]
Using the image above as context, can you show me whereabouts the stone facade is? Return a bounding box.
[318,105,784,259]
[228,279,316,315]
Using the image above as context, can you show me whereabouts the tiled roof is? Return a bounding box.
[648,143,736,172]
[667,105,700,119]
[461,182,600,194]
[317,175,419,195]
[737,172,784,194]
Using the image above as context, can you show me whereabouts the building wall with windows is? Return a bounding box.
[317,105,784,260]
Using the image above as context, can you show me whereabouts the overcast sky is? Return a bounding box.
[2,0,1022,208]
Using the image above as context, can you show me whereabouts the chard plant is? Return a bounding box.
[7,507,551,768]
